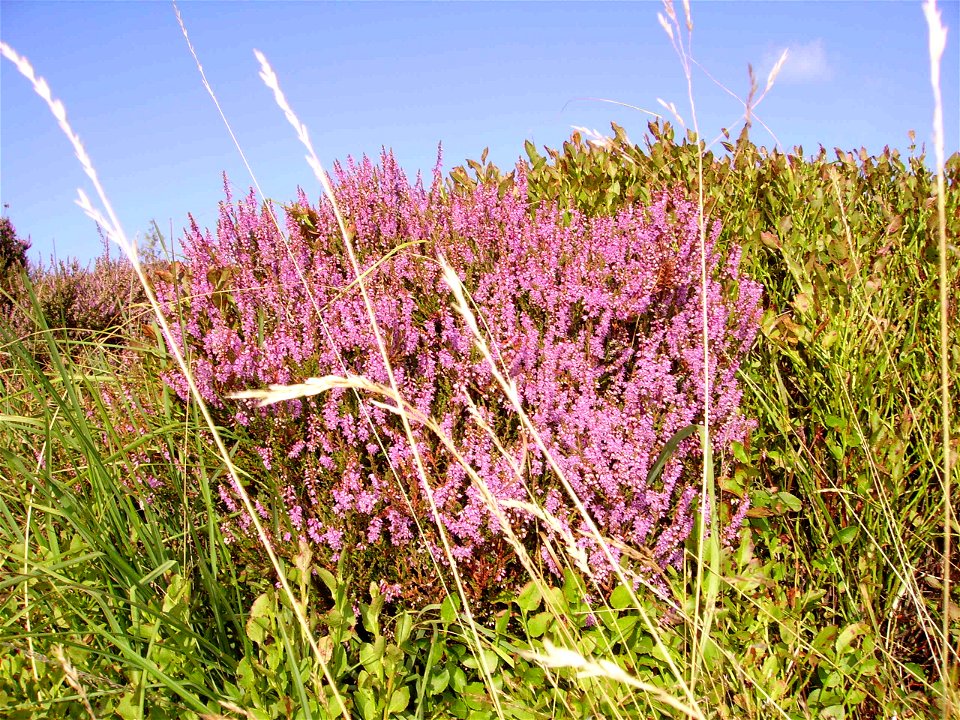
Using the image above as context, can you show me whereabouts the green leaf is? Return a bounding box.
[360,638,385,675]
[463,682,491,711]
[524,139,539,161]
[904,662,926,681]
[792,291,813,316]
[160,571,187,613]
[526,612,552,638]
[631,633,653,655]
[610,584,632,610]
[543,586,566,613]
[462,649,499,674]
[827,440,844,462]
[395,611,412,646]
[361,595,383,637]
[835,526,858,545]
[354,688,378,720]
[388,685,410,714]
[441,595,460,626]
[316,567,338,595]
[835,622,867,655]
[115,692,139,720]
[824,414,846,429]
[562,569,586,607]
[615,614,638,635]
[776,491,802,512]
[647,425,700,485]
[246,593,273,645]
[450,664,468,693]
[516,581,541,613]
[811,625,839,654]
[428,666,450,696]
[731,441,749,463]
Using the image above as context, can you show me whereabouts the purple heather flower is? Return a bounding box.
[154,151,762,599]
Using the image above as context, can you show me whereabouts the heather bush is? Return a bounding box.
[157,152,761,605]
[483,122,959,693]
[42,255,144,332]
[4,250,147,346]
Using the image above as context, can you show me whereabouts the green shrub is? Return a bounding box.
[0,215,30,314]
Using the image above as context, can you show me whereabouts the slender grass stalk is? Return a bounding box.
[571,43,788,163]
[922,1,955,716]
[21,407,55,685]
[656,0,721,691]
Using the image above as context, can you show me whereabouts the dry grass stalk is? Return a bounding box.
[251,51,510,717]
[52,645,97,720]
[519,639,705,720]
[922,0,956,715]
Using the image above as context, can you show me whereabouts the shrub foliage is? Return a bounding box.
[0,215,30,314]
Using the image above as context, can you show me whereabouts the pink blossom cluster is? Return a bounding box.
[156,151,761,596]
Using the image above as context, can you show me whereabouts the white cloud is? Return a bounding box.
[763,39,833,84]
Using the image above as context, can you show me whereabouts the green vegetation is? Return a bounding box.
[2,122,956,718]
[1,7,957,717]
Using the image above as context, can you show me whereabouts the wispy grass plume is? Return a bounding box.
[923,0,956,715]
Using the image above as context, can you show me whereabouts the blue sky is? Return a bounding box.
[2,1,958,265]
